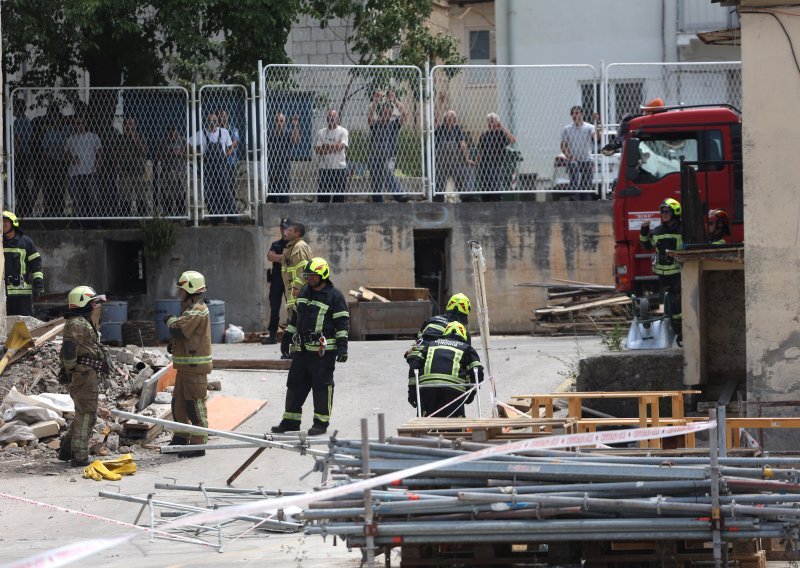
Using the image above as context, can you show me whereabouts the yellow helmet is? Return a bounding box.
[446,293,471,316]
[660,198,681,217]
[68,286,106,309]
[2,211,19,229]
[176,270,206,294]
[304,257,330,280]
[443,321,468,342]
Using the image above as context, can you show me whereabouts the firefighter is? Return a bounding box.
[417,292,472,344]
[3,211,44,316]
[166,270,212,457]
[640,198,683,341]
[707,209,730,244]
[406,321,484,418]
[59,286,108,467]
[280,221,312,358]
[273,258,349,436]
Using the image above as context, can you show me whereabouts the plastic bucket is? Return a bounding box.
[99,321,123,344]
[154,299,183,342]
[100,301,127,324]
[207,300,225,344]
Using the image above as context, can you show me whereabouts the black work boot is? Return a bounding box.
[178,450,206,458]
[169,435,190,446]
[271,420,301,434]
[307,423,329,437]
[70,457,91,467]
[57,434,72,462]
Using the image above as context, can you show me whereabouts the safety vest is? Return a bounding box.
[167,298,212,373]
[281,238,311,309]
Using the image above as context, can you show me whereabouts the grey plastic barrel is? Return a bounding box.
[207,300,225,344]
[100,322,123,344]
[154,299,183,342]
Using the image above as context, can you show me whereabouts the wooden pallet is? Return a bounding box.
[400,542,547,567]
[582,539,766,568]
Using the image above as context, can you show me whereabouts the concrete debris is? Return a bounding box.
[0,318,176,468]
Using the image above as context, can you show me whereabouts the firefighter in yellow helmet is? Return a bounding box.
[3,210,44,316]
[408,292,472,361]
[640,198,683,342]
[273,258,349,436]
[165,270,212,457]
[58,286,108,466]
[406,321,483,417]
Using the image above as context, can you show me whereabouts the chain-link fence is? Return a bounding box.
[196,85,253,221]
[430,65,601,201]
[8,87,191,220]
[262,64,425,203]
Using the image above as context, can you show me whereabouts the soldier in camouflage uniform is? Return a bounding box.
[166,270,212,457]
[59,286,108,467]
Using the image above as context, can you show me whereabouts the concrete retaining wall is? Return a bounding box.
[33,201,613,333]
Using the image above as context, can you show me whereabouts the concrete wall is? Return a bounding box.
[741,3,800,448]
[32,202,613,335]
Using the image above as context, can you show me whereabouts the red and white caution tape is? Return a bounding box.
[2,420,716,568]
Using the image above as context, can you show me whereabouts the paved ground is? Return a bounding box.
[0,335,604,567]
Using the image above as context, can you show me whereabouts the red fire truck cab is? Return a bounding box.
[612,105,743,294]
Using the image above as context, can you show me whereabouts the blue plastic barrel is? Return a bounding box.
[100,301,127,324]
[100,322,123,344]
[154,299,183,342]
[206,300,225,344]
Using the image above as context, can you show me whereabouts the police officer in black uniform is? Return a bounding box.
[272,258,349,436]
[264,218,290,344]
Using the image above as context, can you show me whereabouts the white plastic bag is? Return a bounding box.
[225,324,245,344]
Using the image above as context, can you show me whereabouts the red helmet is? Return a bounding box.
[708,209,729,227]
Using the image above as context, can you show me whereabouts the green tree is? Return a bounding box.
[2,0,298,88]
[302,0,465,67]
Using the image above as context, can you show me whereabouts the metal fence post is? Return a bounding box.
[191,83,199,226]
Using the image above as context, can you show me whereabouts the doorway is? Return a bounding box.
[413,229,450,314]
[105,240,147,294]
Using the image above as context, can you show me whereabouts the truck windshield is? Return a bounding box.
[629,136,698,184]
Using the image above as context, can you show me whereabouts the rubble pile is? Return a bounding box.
[0,321,175,468]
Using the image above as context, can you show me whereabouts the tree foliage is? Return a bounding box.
[301,0,465,67]
[2,0,298,87]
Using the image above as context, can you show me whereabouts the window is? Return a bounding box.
[629,135,698,184]
[469,30,491,63]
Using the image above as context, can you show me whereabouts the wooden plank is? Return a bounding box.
[348,289,364,300]
[213,359,291,370]
[123,403,172,440]
[206,396,267,431]
[534,295,631,315]
[358,286,390,303]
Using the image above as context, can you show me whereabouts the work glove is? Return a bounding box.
[465,389,476,405]
[336,352,348,363]
[57,367,71,385]
[281,333,292,358]
[407,385,417,408]
[166,342,173,355]
[33,282,44,301]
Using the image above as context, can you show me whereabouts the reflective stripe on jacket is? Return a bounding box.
[407,337,483,390]
[167,298,212,373]
[286,281,349,353]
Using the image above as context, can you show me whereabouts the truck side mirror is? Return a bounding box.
[625,138,641,181]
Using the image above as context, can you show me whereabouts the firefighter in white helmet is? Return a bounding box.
[165,270,212,457]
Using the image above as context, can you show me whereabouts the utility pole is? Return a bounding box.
[1,7,6,336]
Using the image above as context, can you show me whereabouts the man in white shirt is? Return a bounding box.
[560,106,601,201]
[64,116,102,219]
[315,109,348,203]
[192,113,237,222]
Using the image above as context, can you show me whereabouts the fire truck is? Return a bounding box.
[612,105,743,294]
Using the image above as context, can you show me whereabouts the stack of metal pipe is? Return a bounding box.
[303,434,800,554]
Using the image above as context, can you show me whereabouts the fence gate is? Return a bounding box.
[7,86,191,220]
[429,64,600,201]
[261,64,425,203]
[196,85,253,221]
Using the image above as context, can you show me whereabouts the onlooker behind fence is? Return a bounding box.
[560,106,601,201]
[218,109,241,211]
[267,112,300,204]
[117,116,150,217]
[39,107,72,218]
[13,99,34,218]
[434,110,474,203]
[65,115,102,219]
[315,109,348,203]
[156,125,188,216]
[475,112,517,203]
[191,113,237,223]
[368,90,409,203]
